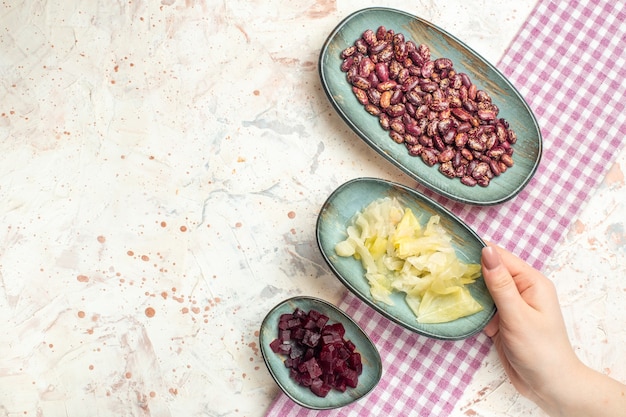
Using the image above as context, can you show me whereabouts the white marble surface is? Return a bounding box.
[1,1,624,416]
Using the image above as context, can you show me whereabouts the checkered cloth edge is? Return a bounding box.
[266,0,626,415]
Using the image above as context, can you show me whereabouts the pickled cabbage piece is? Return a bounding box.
[334,197,482,324]
[416,285,483,324]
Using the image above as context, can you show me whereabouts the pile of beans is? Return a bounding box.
[340,26,516,187]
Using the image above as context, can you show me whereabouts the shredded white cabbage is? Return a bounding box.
[334,197,482,324]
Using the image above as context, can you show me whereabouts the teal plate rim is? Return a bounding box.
[259,296,382,410]
[319,7,543,206]
[315,177,496,340]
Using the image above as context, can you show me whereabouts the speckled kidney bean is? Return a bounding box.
[407,143,424,157]
[379,90,392,109]
[404,133,420,146]
[352,87,368,105]
[421,148,438,166]
[489,159,502,176]
[442,129,455,145]
[471,162,490,179]
[350,76,370,90]
[364,103,381,116]
[389,117,405,134]
[367,89,381,105]
[388,103,406,118]
[461,176,478,186]
[340,26,518,187]
[439,161,456,178]
[500,153,514,167]
[362,29,376,46]
[390,89,403,105]
[438,148,455,163]
[389,130,404,144]
[451,108,471,122]
[379,113,390,130]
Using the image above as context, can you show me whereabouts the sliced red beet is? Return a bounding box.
[310,378,332,397]
[341,367,359,388]
[269,307,363,397]
[333,377,347,393]
[344,339,356,352]
[302,329,321,347]
[302,357,323,379]
[269,338,282,353]
[324,322,345,338]
[338,345,350,360]
[280,329,291,342]
[348,352,363,375]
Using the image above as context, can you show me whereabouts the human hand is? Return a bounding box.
[481,244,580,406]
[481,244,626,417]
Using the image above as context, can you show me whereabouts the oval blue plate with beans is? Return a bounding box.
[319,7,542,206]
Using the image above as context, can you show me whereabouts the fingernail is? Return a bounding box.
[482,246,501,271]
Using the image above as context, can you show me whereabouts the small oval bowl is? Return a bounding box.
[316,177,495,340]
[259,296,382,410]
[319,7,542,206]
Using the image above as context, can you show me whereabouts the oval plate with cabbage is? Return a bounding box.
[316,177,495,340]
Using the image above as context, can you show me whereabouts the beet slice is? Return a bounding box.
[269,307,363,397]
[310,378,332,397]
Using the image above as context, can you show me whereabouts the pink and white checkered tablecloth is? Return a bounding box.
[266,0,626,415]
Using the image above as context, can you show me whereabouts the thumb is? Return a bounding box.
[481,246,524,317]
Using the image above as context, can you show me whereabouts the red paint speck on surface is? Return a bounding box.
[180,225,187,232]
[248,342,259,355]
[127,250,134,256]
[288,211,296,219]
[97,235,106,243]
[145,307,156,318]
[77,275,89,283]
